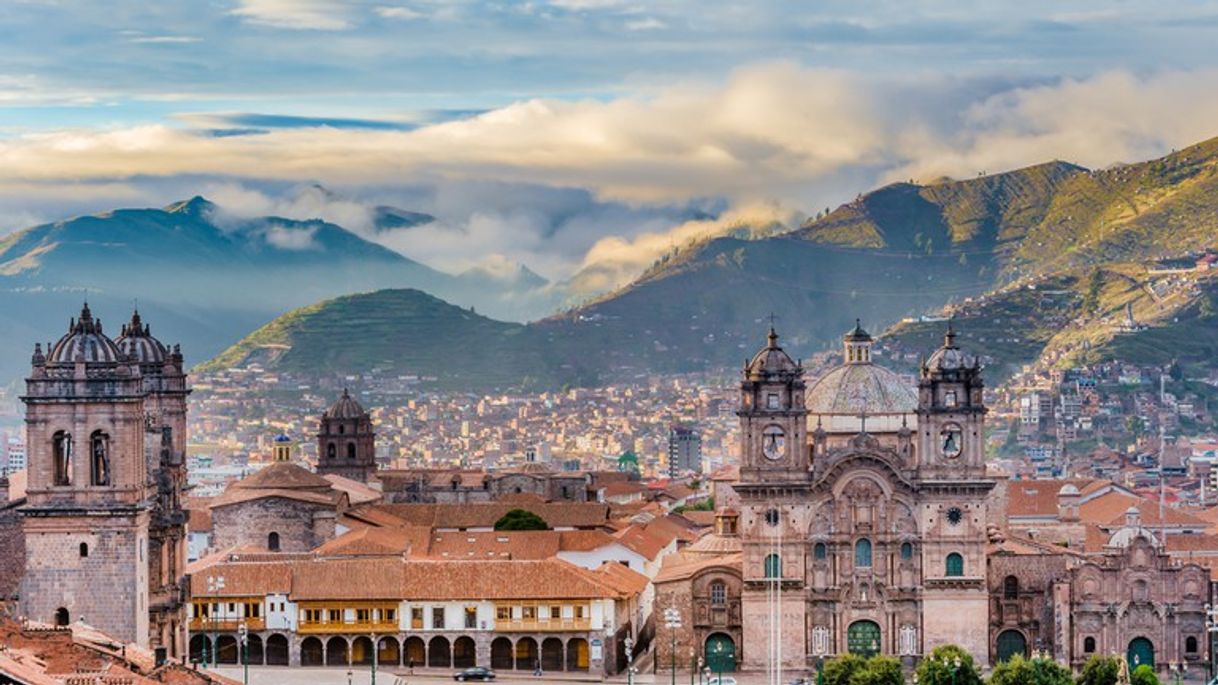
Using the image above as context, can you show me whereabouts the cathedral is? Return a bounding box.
[654,321,1207,674]
[19,305,189,658]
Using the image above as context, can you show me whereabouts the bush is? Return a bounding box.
[989,655,1072,685]
[822,654,866,685]
[913,645,982,685]
[1131,664,1160,685]
[493,508,549,531]
[850,656,903,685]
[1077,655,1122,685]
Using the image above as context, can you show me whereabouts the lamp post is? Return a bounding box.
[371,632,378,685]
[664,608,683,685]
[625,636,635,685]
[713,640,725,685]
[206,575,225,669]
[237,621,249,685]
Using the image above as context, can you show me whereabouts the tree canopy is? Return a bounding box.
[914,645,983,685]
[493,508,550,531]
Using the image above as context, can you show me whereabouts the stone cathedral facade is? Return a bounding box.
[19,305,190,658]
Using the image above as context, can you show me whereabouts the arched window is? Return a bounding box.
[347,443,357,460]
[945,553,964,577]
[90,430,110,486]
[52,431,72,486]
[1004,575,1019,599]
[1187,636,1198,653]
[814,542,827,560]
[338,424,345,435]
[764,554,781,579]
[900,542,913,560]
[55,608,69,626]
[855,539,872,568]
[710,582,726,606]
[1084,637,1096,653]
[79,542,89,558]
[267,532,280,552]
[327,443,336,459]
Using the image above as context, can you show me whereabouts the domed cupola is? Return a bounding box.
[922,322,979,379]
[323,388,367,420]
[115,309,168,365]
[806,319,917,437]
[745,327,801,380]
[47,303,122,365]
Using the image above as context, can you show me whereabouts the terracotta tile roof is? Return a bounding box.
[209,486,342,509]
[321,474,383,505]
[187,507,212,532]
[378,502,611,530]
[558,530,618,552]
[341,504,412,528]
[654,552,742,583]
[1080,491,1207,528]
[1165,533,1218,553]
[707,465,739,482]
[602,481,648,498]
[291,557,406,600]
[612,524,670,560]
[232,462,334,491]
[590,561,649,595]
[188,560,294,597]
[678,510,717,527]
[421,530,561,560]
[987,534,1085,558]
[1083,523,1110,553]
[399,559,639,600]
[312,526,429,557]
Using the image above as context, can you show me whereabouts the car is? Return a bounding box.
[454,667,496,681]
[708,677,737,685]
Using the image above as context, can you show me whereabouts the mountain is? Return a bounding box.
[203,134,1218,390]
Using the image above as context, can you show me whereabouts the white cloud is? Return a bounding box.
[376,5,424,20]
[624,17,665,31]
[230,0,353,30]
[264,222,320,250]
[128,35,202,44]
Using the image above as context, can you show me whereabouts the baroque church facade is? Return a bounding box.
[19,305,190,658]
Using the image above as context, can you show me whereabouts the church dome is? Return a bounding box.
[807,320,916,417]
[47,303,121,364]
[1106,505,1159,549]
[746,328,799,378]
[324,388,366,419]
[925,324,977,373]
[115,310,168,364]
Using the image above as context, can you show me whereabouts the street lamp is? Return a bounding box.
[206,575,225,669]
[625,636,635,685]
[664,607,683,685]
[371,632,378,685]
[237,621,249,685]
[712,639,726,685]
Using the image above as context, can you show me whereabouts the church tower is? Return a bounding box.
[914,323,994,665]
[738,327,808,481]
[315,389,378,482]
[20,304,152,646]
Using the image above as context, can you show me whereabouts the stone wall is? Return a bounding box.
[211,497,331,553]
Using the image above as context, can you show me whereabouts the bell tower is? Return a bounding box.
[316,389,378,482]
[738,327,808,482]
[916,323,986,479]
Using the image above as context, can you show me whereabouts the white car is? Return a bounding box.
[708,677,737,685]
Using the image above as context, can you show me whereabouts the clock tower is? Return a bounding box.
[738,327,808,482]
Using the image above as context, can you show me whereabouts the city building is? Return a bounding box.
[668,424,702,477]
[316,389,378,483]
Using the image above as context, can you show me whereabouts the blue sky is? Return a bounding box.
[4,0,1218,286]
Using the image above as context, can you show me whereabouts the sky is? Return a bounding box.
[6,0,1218,290]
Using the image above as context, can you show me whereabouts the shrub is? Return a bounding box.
[913,645,982,685]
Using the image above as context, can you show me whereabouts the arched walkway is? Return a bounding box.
[246,634,265,665]
[566,638,588,672]
[515,637,538,670]
[847,620,880,657]
[404,637,426,669]
[453,636,476,668]
[216,635,239,665]
[378,637,401,666]
[266,634,290,666]
[428,636,452,668]
[1128,637,1154,670]
[996,630,1027,662]
[704,633,736,673]
[326,636,349,666]
[542,638,564,671]
[189,635,210,664]
[301,637,324,666]
[491,637,514,670]
[352,636,375,665]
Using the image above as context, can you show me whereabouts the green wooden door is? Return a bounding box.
[1127,637,1154,670]
[847,621,881,657]
[995,630,1027,662]
[705,634,737,673]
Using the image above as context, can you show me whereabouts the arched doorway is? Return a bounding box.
[301,637,324,666]
[566,638,589,672]
[453,636,476,668]
[428,636,452,668]
[1127,637,1154,670]
[542,638,564,671]
[55,608,70,627]
[265,634,290,665]
[246,634,265,665]
[326,637,349,666]
[847,621,881,657]
[704,633,737,673]
[216,635,239,664]
[378,637,401,666]
[189,635,210,663]
[404,637,426,669]
[352,636,374,665]
[515,637,538,670]
[491,637,514,670]
[996,630,1027,662]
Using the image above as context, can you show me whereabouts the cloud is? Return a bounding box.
[376,5,424,20]
[263,222,320,250]
[127,35,202,44]
[624,18,665,31]
[230,0,353,30]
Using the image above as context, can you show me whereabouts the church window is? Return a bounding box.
[900,542,913,560]
[764,509,780,526]
[766,393,780,409]
[52,431,72,485]
[433,607,446,629]
[814,542,827,560]
[55,608,69,626]
[267,532,280,551]
[1187,636,1198,653]
[79,542,88,558]
[855,539,872,568]
[710,582,726,605]
[946,507,963,526]
[1004,575,1019,599]
[945,553,964,577]
[1084,637,1096,653]
[89,431,110,486]
[327,443,336,459]
[347,443,357,459]
[944,391,957,407]
[764,554,781,579]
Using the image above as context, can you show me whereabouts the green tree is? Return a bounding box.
[822,654,866,685]
[493,508,549,531]
[913,645,982,685]
[1130,664,1159,685]
[850,656,903,685]
[1083,268,1104,315]
[989,655,1072,685]
[1125,416,1146,439]
[1077,655,1122,685]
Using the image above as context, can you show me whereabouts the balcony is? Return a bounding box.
[497,618,591,633]
[189,618,265,633]
[298,620,400,635]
